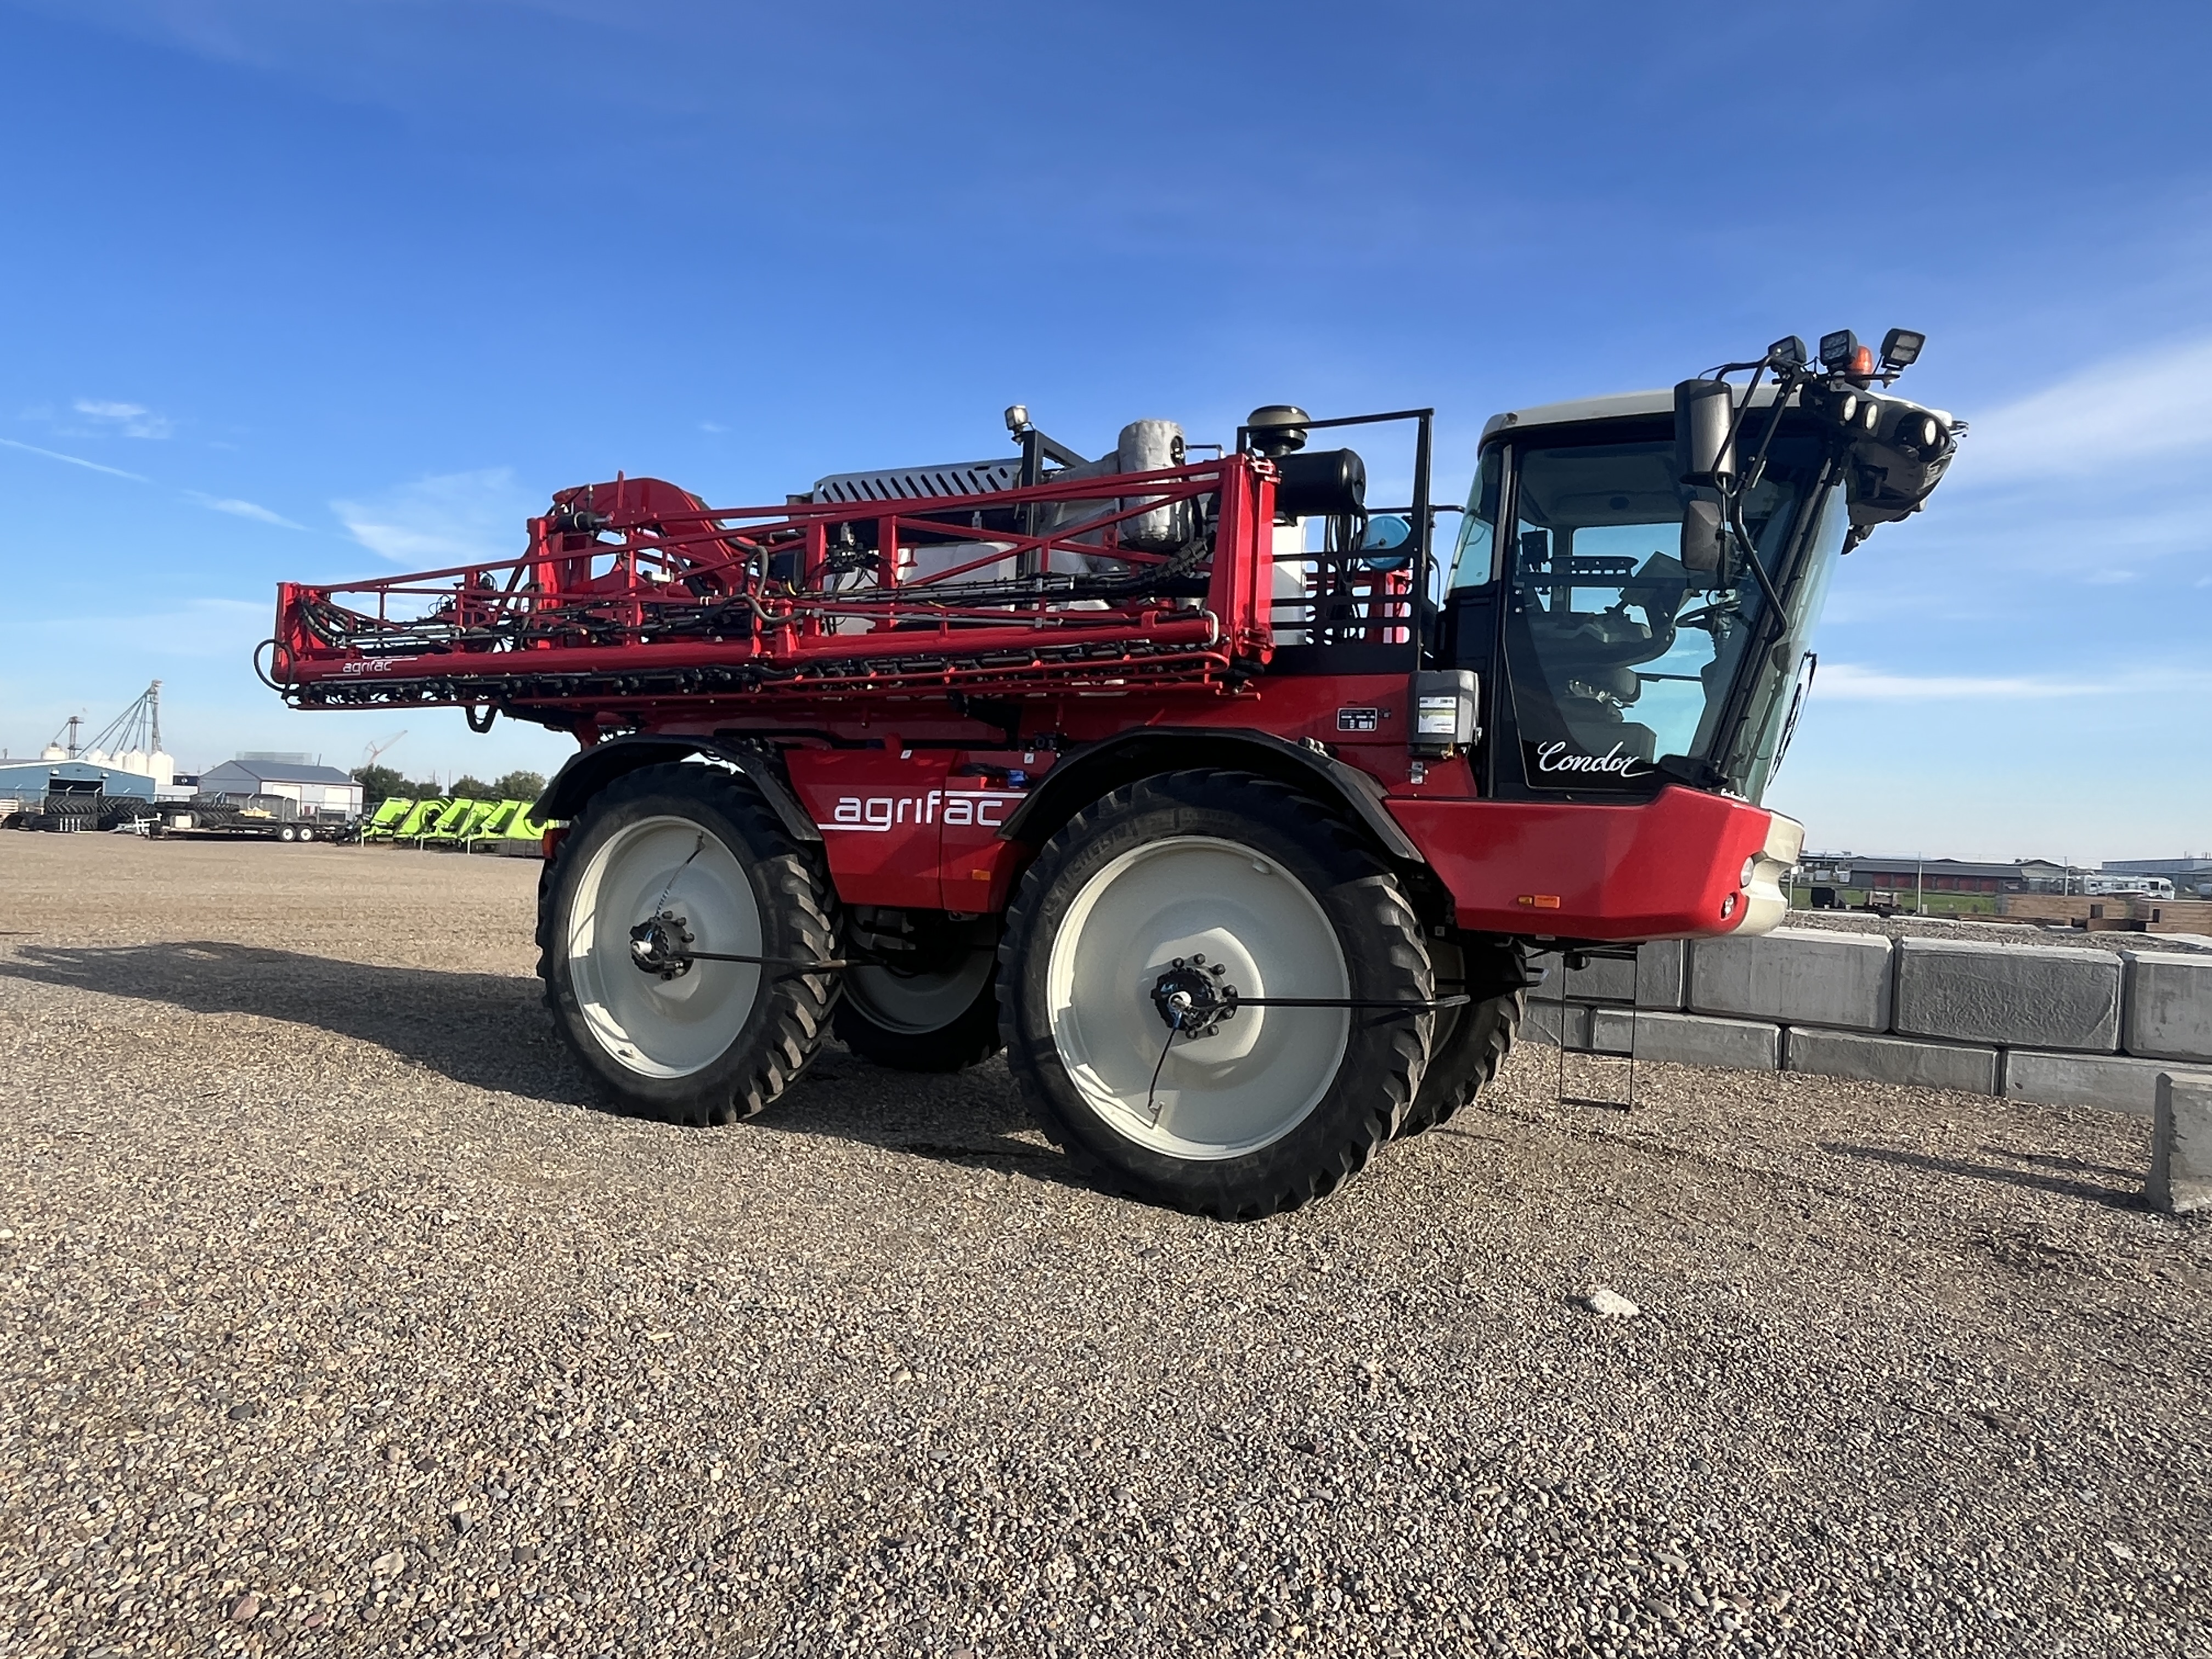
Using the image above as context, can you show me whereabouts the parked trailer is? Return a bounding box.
[264,330,1961,1216]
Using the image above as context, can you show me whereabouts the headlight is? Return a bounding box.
[1740,855,1758,887]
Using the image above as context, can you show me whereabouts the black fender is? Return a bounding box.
[534,736,820,844]
[997,727,1423,865]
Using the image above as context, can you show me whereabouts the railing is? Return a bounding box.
[269,458,1283,714]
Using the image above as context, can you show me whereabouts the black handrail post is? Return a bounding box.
[1411,410,1435,664]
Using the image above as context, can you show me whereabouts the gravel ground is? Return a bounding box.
[2,833,2207,1659]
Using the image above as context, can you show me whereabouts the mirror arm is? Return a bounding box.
[1713,363,1769,487]
[1725,492,1788,618]
[1738,366,1807,493]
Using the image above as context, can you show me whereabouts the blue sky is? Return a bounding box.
[1,1,2206,860]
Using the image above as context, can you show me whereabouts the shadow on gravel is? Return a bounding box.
[769,1057,1096,1194]
[0,940,595,1107]
[0,940,1097,1184]
[1822,1141,2143,1211]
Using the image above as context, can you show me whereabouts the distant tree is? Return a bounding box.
[353,763,408,805]
[493,769,547,802]
[451,774,496,799]
[403,776,445,799]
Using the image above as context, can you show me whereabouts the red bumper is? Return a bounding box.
[1384,786,1796,941]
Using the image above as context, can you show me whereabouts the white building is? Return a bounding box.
[197,757,363,820]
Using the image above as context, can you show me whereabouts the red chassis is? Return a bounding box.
[268,454,1796,945]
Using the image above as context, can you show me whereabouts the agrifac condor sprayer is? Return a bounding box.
[266,329,1960,1217]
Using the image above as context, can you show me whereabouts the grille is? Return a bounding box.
[809,459,1024,504]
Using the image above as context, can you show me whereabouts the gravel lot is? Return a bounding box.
[2,833,2207,1658]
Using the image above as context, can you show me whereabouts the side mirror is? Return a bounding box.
[1680,498,1726,573]
[1674,379,1736,486]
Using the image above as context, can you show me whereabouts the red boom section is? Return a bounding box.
[264,457,1403,720]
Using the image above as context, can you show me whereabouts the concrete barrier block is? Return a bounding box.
[1895,938,2120,1052]
[1588,1009,1778,1071]
[2001,1051,2212,1118]
[2148,1073,2212,1214]
[1528,941,1685,1009]
[1688,927,1892,1030]
[1523,1001,1591,1049]
[1585,1008,1637,1056]
[2122,950,2212,1063]
[1784,1027,1997,1094]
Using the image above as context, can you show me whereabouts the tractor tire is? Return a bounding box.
[999,770,1432,1220]
[1396,935,1525,1137]
[537,763,838,1126]
[833,939,1002,1073]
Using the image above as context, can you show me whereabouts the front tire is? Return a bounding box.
[537,763,837,1125]
[1000,771,1431,1220]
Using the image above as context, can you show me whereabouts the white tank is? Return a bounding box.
[41,744,66,761]
[149,751,175,791]
[85,747,108,766]
[117,748,148,776]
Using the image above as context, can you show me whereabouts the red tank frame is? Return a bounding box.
[269,454,1795,944]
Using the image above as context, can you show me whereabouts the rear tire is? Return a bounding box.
[999,771,1431,1220]
[833,936,1002,1073]
[1397,935,1525,1136]
[537,763,837,1125]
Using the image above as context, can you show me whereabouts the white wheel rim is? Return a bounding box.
[844,952,993,1035]
[1046,836,1349,1160]
[567,815,763,1079]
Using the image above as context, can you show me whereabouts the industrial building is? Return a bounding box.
[0,759,158,814]
[196,755,363,820]
[1795,855,2058,895]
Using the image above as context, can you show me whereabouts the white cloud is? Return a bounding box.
[74,398,174,439]
[1814,663,2104,701]
[186,490,306,529]
[699,420,728,434]
[0,435,151,482]
[331,468,535,567]
[1961,335,2212,483]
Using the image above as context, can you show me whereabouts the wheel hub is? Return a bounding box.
[628,911,696,979]
[1148,954,1238,1040]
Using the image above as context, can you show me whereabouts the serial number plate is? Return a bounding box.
[1336,707,1381,733]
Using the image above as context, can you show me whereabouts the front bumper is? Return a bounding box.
[1384,786,1804,943]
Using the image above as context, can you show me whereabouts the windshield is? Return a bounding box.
[1481,428,1839,798]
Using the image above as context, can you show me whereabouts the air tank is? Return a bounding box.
[1114,420,1188,551]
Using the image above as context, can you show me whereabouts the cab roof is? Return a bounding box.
[1481,382,1950,441]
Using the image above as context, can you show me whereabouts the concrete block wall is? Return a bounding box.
[1520,929,2212,1115]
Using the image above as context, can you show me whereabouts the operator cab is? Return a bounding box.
[1441,333,1960,806]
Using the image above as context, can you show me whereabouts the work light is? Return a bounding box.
[1879,329,1925,371]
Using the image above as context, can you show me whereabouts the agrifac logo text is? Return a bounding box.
[819,789,1022,832]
